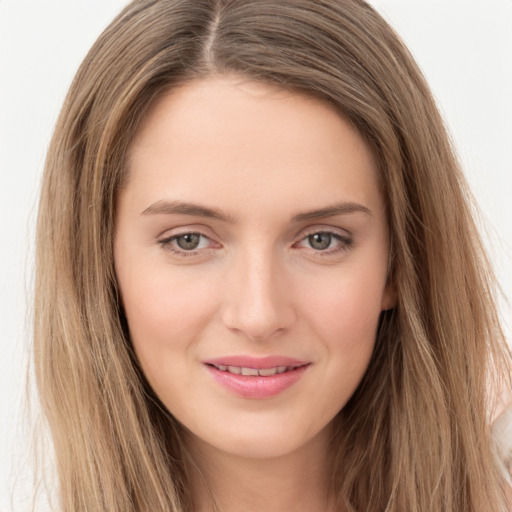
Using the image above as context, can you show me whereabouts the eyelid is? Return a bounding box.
[160,232,211,246]
[156,224,353,257]
[296,224,352,242]
[155,223,216,240]
[157,227,221,256]
[293,226,354,255]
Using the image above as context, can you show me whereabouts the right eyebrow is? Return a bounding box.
[141,200,235,223]
[291,202,372,222]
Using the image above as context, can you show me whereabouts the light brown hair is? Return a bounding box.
[34,0,512,510]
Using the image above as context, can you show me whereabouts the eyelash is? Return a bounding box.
[158,229,353,257]
[158,232,215,257]
[294,230,353,256]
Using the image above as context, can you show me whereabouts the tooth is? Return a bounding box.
[241,367,259,376]
[258,367,278,376]
[217,365,227,371]
[228,366,241,374]
[276,366,288,374]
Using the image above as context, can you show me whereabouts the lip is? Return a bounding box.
[203,355,310,399]
[204,355,308,369]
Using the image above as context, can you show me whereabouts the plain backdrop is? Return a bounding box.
[1,1,511,510]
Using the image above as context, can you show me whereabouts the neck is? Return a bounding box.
[184,429,336,512]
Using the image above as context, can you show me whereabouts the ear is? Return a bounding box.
[381,279,397,311]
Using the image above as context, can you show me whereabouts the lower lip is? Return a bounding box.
[206,365,309,399]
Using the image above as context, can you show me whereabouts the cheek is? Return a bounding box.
[116,256,218,364]
[302,262,387,338]
[319,293,380,376]
[299,264,386,384]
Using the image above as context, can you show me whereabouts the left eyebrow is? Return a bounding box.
[291,202,372,222]
[141,200,235,222]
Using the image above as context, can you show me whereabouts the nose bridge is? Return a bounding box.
[221,242,294,340]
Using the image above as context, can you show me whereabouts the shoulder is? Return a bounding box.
[492,389,512,510]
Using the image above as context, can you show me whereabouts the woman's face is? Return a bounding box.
[115,77,394,460]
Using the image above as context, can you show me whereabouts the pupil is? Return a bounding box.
[309,233,331,250]
[177,233,201,250]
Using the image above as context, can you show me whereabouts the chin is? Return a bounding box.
[186,419,330,461]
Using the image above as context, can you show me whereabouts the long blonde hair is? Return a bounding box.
[34,0,512,510]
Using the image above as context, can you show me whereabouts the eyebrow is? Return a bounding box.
[141,200,235,222]
[141,200,371,222]
[291,202,372,222]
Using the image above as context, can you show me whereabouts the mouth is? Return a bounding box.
[206,363,308,377]
[203,357,311,399]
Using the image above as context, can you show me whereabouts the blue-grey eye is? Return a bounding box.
[175,233,202,250]
[308,232,333,250]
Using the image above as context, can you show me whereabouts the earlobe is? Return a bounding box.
[381,281,397,311]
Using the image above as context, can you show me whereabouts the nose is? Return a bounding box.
[220,248,296,342]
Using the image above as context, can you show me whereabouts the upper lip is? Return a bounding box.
[203,355,309,370]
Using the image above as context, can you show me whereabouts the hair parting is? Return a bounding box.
[33,1,512,511]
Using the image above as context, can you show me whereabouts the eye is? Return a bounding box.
[306,232,334,251]
[159,232,214,254]
[174,233,203,250]
[295,230,352,254]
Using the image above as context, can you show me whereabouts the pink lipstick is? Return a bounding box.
[203,356,310,399]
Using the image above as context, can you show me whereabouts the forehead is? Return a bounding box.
[124,76,383,219]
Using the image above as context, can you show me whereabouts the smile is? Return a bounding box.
[204,357,311,399]
[208,364,307,376]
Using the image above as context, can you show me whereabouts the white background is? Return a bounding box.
[1,1,511,510]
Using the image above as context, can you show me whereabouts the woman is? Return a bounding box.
[34,0,512,510]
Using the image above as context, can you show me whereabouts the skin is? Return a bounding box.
[115,76,394,512]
